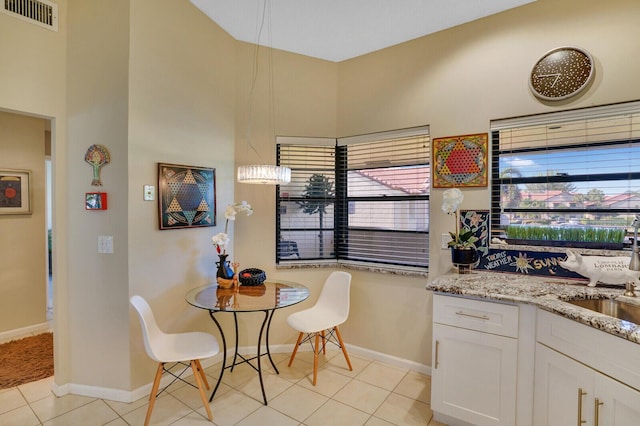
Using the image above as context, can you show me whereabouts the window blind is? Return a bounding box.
[277,127,430,268]
[491,100,640,246]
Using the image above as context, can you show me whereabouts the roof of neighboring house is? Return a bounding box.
[356,167,430,194]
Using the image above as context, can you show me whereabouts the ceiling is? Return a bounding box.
[190,0,536,62]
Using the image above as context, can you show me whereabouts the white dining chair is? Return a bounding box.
[130,295,219,425]
[287,271,353,385]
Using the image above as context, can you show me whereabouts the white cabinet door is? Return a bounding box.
[535,343,640,426]
[432,323,518,426]
[595,373,640,426]
[534,343,593,426]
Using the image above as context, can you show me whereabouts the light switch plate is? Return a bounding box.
[98,236,113,254]
[144,185,155,201]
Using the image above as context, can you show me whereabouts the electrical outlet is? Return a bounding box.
[441,233,453,249]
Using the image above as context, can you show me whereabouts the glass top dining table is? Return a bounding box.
[185,280,310,405]
[185,280,309,313]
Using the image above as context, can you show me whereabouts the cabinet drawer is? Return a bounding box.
[433,294,519,338]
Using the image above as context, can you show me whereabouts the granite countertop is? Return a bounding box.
[426,271,640,345]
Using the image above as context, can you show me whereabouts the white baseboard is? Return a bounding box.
[0,322,52,344]
[52,345,430,402]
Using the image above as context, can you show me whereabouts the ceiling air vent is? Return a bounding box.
[2,0,58,32]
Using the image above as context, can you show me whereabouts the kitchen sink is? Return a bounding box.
[567,298,640,324]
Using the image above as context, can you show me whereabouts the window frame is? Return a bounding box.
[490,100,640,250]
[276,127,430,270]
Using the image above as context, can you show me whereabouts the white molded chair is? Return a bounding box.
[287,271,353,385]
[130,295,219,425]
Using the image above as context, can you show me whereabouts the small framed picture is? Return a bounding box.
[86,192,108,210]
[0,169,32,215]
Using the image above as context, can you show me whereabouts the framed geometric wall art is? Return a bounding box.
[158,163,216,230]
[433,133,488,188]
[0,169,32,215]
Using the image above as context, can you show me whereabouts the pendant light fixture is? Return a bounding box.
[237,0,291,185]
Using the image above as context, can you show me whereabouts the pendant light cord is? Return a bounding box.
[245,0,274,162]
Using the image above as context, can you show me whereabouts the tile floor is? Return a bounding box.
[0,349,447,425]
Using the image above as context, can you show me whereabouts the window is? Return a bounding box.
[277,127,430,268]
[491,101,640,248]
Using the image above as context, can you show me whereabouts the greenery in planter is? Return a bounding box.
[442,188,478,249]
[505,225,626,244]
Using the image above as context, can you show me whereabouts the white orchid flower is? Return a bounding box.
[212,232,230,253]
[442,188,464,215]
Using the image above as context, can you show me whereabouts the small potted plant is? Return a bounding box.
[442,188,479,270]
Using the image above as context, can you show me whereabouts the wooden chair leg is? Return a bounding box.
[288,332,304,367]
[191,360,213,421]
[321,330,326,355]
[334,326,353,371]
[145,363,164,426]
[194,359,210,390]
[313,332,320,385]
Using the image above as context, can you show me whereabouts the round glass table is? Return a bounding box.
[185,280,309,405]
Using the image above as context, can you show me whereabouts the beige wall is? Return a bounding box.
[127,0,237,389]
[329,0,640,362]
[1,0,640,398]
[0,112,47,332]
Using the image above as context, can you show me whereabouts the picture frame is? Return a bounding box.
[85,192,108,210]
[158,163,216,230]
[0,169,32,215]
[433,133,488,188]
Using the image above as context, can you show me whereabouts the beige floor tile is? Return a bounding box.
[324,352,372,379]
[303,399,370,426]
[268,383,328,422]
[333,379,391,414]
[18,376,55,403]
[289,347,335,367]
[297,367,351,397]
[170,411,216,425]
[0,404,40,426]
[121,393,193,426]
[365,416,396,426]
[374,392,432,426]
[103,394,150,416]
[0,388,27,415]
[198,389,262,426]
[275,357,312,383]
[103,418,129,426]
[0,348,432,426]
[357,361,408,391]
[393,371,431,404]
[29,392,96,423]
[217,363,260,389]
[42,400,119,426]
[235,370,293,404]
[235,405,300,426]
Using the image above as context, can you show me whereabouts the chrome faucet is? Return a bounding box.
[626,214,640,297]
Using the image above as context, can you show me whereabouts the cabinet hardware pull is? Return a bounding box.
[594,398,603,426]
[435,340,439,369]
[455,311,490,320]
[577,388,587,425]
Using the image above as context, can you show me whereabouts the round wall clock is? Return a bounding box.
[529,46,595,101]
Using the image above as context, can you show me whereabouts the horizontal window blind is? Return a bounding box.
[278,142,336,261]
[491,100,640,247]
[277,127,430,268]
